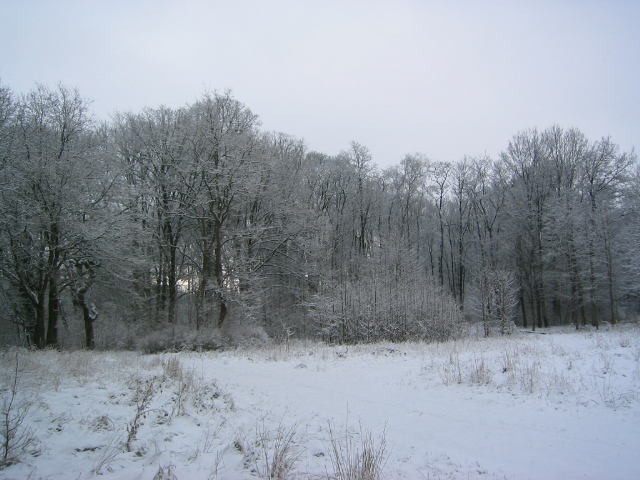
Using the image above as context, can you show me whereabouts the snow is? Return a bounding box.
[1,325,640,479]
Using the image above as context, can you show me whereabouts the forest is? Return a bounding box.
[0,82,638,350]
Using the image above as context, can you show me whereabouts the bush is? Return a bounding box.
[312,274,465,345]
[137,321,271,354]
[137,325,227,354]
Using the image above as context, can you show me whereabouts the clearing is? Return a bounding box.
[1,325,639,479]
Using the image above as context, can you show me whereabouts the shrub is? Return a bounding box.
[312,274,465,345]
[137,325,227,353]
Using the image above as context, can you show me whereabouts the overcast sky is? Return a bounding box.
[1,0,638,168]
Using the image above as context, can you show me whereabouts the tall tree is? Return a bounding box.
[0,84,109,347]
[187,91,261,329]
[580,137,635,325]
[502,128,552,330]
[427,161,452,288]
[114,106,192,325]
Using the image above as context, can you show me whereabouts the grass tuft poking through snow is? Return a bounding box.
[327,421,389,480]
[250,418,303,479]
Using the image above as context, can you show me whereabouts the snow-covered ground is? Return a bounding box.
[1,325,640,479]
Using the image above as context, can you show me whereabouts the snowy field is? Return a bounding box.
[1,325,640,480]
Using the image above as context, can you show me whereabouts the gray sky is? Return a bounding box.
[1,0,638,168]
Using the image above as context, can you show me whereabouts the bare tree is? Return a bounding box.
[114,106,193,326]
[580,137,635,326]
[502,128,553,330]
[186,91,261,329]
[0,84,110,348]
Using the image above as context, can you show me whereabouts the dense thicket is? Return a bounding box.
[0,83,638,349]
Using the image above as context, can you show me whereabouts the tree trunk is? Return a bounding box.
[196,244,212,331]
[84,310,95,349]
[75,287,97,349]
[45,275,59,347]
[168,243,177,325]
[217,300,228,329]
[155,262,164,322]
[604,231,618,324]
[438,217,445,287]
[539,284,549,328]
[588,250,600,329]
[73,260,98,349]
[519,292,527,329]
[530,287,537,332]
[213,219,228,328]
[82,302,96,350]
[587,225,600,329]
[33,290,46,348]
[45,221,61,347]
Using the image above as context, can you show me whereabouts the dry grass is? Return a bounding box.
[1,352,40,468]
[327,421,389,480]
[249,419,303,480]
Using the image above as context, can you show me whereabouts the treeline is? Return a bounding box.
[0,83,638,349]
